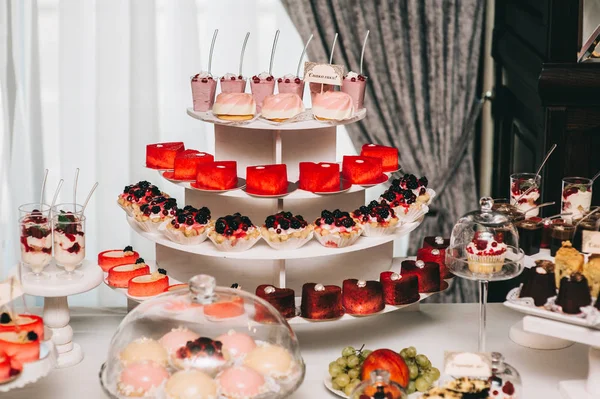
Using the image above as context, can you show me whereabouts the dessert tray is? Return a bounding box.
[0,341,56,393]
[323,375,421,399]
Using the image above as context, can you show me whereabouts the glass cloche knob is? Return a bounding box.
[350,369,406,399]
[189,274,216,304]
[480,196,494,213]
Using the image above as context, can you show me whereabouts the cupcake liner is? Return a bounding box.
[208,230,262,252]
[360,222,399,237]
[117,200,133,217]
[131,216,166,233]
[160,223,209,245]
[314,229,362,248]
[466,252,506,274]
[423,188,436,205]
[394,204,429,224]
[260,229,314,250]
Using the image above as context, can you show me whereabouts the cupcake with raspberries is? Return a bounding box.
[161,205,211,245]
[466,231,508,274]
[132,196,178,233]
[313,209,363,248]
[208,213,261,252]
[260,212,314,250]
[117,181,164,216]
[352,200,399,236]
[391,174,435,205]
[380,181,429,224]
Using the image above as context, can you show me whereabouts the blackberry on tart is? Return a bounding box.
[163,205,211,245]
[132,196,178,233]
[313,209,362,248]
[260,211,313,250]
[380,182,427,223]
[117,181,165,215]
[208,213,261,252]
[352,200,399,236]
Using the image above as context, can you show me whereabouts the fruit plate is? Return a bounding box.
[244,181,298,198]
[0,341,57,393]
[189,178,246,193]
[323,374,421,398]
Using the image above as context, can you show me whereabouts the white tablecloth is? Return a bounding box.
[3,304,588,398]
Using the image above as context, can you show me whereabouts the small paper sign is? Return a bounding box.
[582,230,600,254]
[444,352,492,378]
[0,276,24,307]
[303,62,344,86]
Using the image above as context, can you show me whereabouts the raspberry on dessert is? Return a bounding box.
[313,209,362,248]
[164,206,211,244]
[172,337,227,374]
[208,213,261,251]
[118,181,165,211]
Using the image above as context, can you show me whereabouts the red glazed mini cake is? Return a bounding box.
[360,144,399,172]
[401,260,441,293]
[255,285,296,320]
[341,155,383,184]
[172,337,228,375]
[146,142,185,169]
[117,181,164,215]
[98,246,139,272]
[0,313,44,340]
[204,295,245,321]
[417,236,453,280]
[0,350,22,383]
[0,331,40,364]
[260,212,313,250]
[165,283,187,292]
[352,200,399,236]
[195,161,238,190]
[208,213,261,252]
[300,283,343,320]
[423,236,450,249]
[172,150,214,181]
[380,271,420,305]
[313,209,362,248]
[342,279,385,315]
[163,206,211,245]
[246,164,288,195]
[298,162,340,192]
[127,269,169,297]
[107,258,150,288]
[132,196,178,233]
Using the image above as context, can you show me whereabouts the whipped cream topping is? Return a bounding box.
[196,71,211,79]
[562,190,592,218]
[346,71,359,79]
[431,249,440,255]
[257,71,271,80]
[222,73,240,79]
[390,273,401,281]
[357,280,367,288]
[415,260,425,269]
[435,236,444,245]
[314,284,325,292]
[268,226,304,235]
[264,286,276,294]
[466,233,507,256]
[281,73,296,80]
[535,266,547,274]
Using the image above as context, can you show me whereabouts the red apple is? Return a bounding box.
[360,348,409,388]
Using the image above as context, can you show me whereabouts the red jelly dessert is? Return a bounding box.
[300,283,343,320]
[417,237,453,280]
[146,142,185,169]
[401,260,441,293]
[360,144,399,172]
[246,164,288,195]
[342,279,385,315]
[298,162,340,192]
[0,350,22,383]
[107,258,150,288]
[341,155,383,184]
[127,269,169,297]
[380,271,420,305]
[98,246,139,272]
[173,150,214,181]
[255,285,296,320]
[204,284,245,320]
[195,161,238,190]
[0,313,44,340]
[0,331,40,364]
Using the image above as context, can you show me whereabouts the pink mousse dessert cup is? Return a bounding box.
[220,73,247,93]
[341,71,367,110]
[250,72,275,113]
[191,72,218,112]
[277,74,305,100]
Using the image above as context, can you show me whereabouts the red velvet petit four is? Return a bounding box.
[146,142,185,169]
[298,162,340,192]
[245,164,288,195]
[401,260,441,293]
[342,279,385,315]
[341,156,383,184]
[195,161,238,190]
[360,144,399,172]
[300,283,343,320]
[173,150,214,181]
[380,271,420,305]
[255,285,296,320]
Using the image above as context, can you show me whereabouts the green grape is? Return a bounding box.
[348,368,360,380]
[334,373,351,388]
[429,367,441,381]
[342,346,356,357]
[331,381,341,390]
[407,381,416,394]
[360,349,372,359]
[399,348,409,359]
[329,364,343,378]
[405,358,416,367]
[345,380,361,396]
[416,354,432,370]
[415,377,430,392]
[421,373,434,385]
[329,361,338,369]
[408,364,419,380]
[347,355,360,368]
[407,346,417,358]
[350,378,359,385]
[336,357,348,368]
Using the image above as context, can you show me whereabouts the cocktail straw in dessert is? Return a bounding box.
[296,34,313,78]
[238,32,250,77]
[360,30,370,75]
[542,212,572,222]
[49,179,64,215]
[268,30,280,76]
[208,29,218,75]
[73,167,80,207]
[39,169,49,206]
[534,143,557,177]
[591,170,600,182]
[524,201,555,215]
[515,184,537,204]
[574,206,600,228]
[80,182,99,216]
[329,33,338,64]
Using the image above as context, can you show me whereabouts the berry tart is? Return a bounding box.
[98,245,139,272]
[417,236,453,279]
[172,337,228,376]
[380,177,431,224]
[0,331,40,364]
[380,271,420,305]
[556,272,592,314]
[217,366,267,398]
[208,213,261,252]
[341,155,383,184]
[245,164,288,196]
[0,312,44,340]
[352,200,399,236]
[300,283,344,320]
[243,343,295,380]
[195,160,238,191]
[117,180,163,216]
[466,231,507,274]
[146,142,185,169]
[342,279,385,315]
[255,285,296,320]
[401,260,441,293]
[132,196,178,233]
[260,212,313,250]
[391,174,434,204]
[172,150,214,181]
[107,258,150,288]
[313,209,363,248]
[118,361,170,398]
[162,206,211,245]
[127,269,169,297]
[298,161,340,193]
[360,143,399,172]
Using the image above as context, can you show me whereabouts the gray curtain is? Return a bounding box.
[282,0,484,302]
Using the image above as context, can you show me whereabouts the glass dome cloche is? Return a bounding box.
[100,274,305,399]
[350,370,406,399]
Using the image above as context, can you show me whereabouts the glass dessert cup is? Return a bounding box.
[510,173,541,217]
[446,197,524,351]
[516,217,542,256]
[250,78,275,113]
[572,210,600,251]
[52,213,86,280]
[52,203,83,216]
[220,75,247,93]
[309,82,333,105]
[190,75,218,112]
[18,203,51,219]
[277,76,305,99]
[19,215,53,281]
[341,75,367,110]
[550,222,575,256]
[99,274,305,399]
[562,177,593,221]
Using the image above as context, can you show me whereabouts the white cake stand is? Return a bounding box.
[20,260,103,368]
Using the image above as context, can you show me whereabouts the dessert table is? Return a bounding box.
[2,303,589,398]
